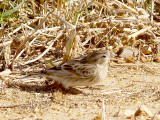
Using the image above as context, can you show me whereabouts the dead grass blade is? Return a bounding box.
[9,9,53,70]
[63,0,95,62]
[128,26,152,39]
[113,0,138,15]
[0,104,30,108]
[20,31,63,65]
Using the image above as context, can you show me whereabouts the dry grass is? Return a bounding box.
[0,0,160,119]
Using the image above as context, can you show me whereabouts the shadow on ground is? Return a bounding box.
[6,81,86,95]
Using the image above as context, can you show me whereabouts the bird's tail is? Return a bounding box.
[20,71,47,83]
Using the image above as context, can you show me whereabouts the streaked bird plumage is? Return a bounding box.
[26,50,112,88]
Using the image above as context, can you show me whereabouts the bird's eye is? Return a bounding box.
[102,55,106,58]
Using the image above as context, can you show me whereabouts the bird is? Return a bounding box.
[25,50,113,89]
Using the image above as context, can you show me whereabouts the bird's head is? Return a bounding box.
[81,50,114,65]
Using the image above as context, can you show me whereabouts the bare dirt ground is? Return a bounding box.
[0,62,160,120]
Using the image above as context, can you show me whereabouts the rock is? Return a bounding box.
[116,47,139,58]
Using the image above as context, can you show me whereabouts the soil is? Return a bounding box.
[0,62,160,120]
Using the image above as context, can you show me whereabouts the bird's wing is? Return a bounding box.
[41,57,96,78]
[42,58,82,77]
[42,69,77,77]
[61,58,96,77]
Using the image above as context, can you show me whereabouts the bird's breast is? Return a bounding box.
[95,64,108,81]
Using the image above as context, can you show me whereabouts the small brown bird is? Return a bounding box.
[26,50,113,88]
